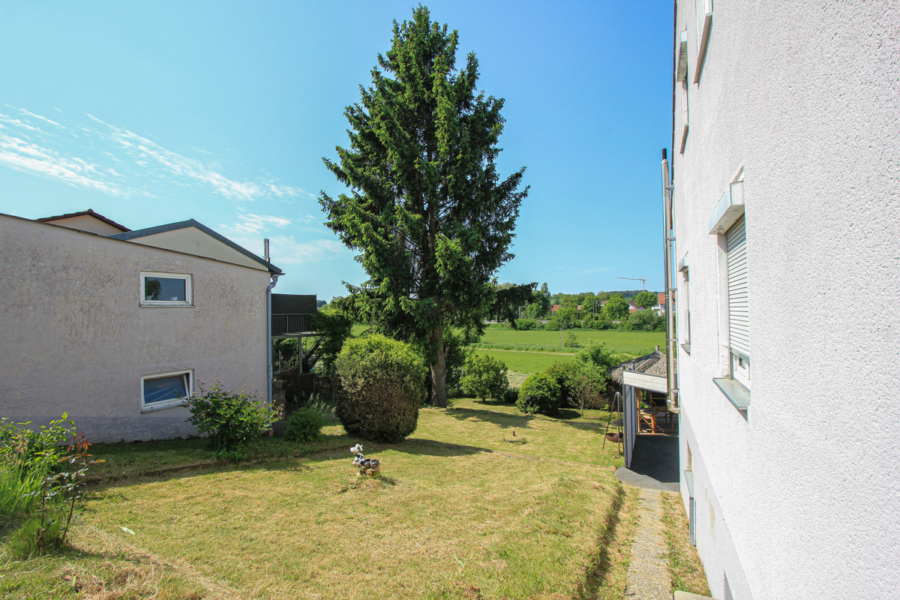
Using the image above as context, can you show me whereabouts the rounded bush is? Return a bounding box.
[517,372,561,415]
[284,408,327,443]
[334,335,426,443]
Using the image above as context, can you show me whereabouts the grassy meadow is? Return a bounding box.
[1,400,636,600]
[473,348,573,375]
[476,328,665,356]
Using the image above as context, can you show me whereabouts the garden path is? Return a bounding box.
[625,488,671,600]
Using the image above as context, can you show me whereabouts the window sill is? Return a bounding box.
[713,378,751,412]
[139,302,194,308]
[681,343,691,355]
[141,400,188,413]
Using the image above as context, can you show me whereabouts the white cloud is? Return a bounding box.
[88,113,275,202]
[0,134,123,195]
[15,108,63,128]
[221,212,292,235]
[0,113,40,132]
[0,106,311,203]
[269,236,347,265]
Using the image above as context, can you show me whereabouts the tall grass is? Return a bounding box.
[0,461,50,520]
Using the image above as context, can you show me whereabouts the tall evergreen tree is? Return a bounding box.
[320,6,528,407]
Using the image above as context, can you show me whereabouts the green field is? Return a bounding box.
[478,328,665,355]
[473,348,573,374]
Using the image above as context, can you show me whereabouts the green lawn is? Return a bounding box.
[473,348,573,375]
[477,328,665,356]
[1,400,634,599]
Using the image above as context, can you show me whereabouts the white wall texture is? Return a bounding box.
[672,2,900,599]
[0,215,271,442]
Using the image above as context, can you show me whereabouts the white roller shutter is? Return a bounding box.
[726,215,749,357]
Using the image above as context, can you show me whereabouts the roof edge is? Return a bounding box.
[110,219,283,274]
[37,208,131,232]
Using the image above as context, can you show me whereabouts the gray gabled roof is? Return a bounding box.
[110,219,283,274]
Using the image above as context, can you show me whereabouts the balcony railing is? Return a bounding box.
[272,314,311,336]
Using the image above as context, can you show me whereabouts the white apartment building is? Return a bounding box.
[667,2,899,598]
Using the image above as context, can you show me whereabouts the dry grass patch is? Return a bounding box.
[660,491,710,596]
[4,401,630,598]
[76,448,620,599]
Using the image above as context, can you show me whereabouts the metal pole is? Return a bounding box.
[661,149,679,412]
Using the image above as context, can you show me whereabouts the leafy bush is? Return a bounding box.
[503,387,520,404]
[461,353,509,402]
[626,309,665,332]
[0,416,76,520]
[0,415,75,474]
[8,432,100,558]
[515,318,537,330]
[334,335,426,443]
[185,382,282,461]
[589,318,611,330]
[284,408,327,443]
[517,372,561,415]
[563,331,579,348]
[545,361,582,407]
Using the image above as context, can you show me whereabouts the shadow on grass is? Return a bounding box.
[574,483,626,599]
[443,405,535,430]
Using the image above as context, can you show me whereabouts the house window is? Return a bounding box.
[141,272,192,307]
[141,371,192,411]
[726,215,749,389]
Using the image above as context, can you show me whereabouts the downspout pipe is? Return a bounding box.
[661,149,679,412]
[265,239,279,405]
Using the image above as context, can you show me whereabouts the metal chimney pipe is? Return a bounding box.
[264,238,270,263]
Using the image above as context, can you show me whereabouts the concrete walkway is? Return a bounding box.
[625,488,671,600]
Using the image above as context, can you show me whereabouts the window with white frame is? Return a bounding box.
[726,215,749,389]
[141,370,193,411]
[141,272,192,307]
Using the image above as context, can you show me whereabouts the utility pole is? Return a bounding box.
[616,276,647,291]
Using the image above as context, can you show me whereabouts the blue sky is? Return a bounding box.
[0,1,672,300]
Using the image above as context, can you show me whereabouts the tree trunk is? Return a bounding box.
[430,315,447,408]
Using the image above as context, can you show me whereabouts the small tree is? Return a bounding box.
[603,294,630,321]
[634,290,657,309]
[461,354,509,402]
[517,372,561,415]
[334,335,426,443]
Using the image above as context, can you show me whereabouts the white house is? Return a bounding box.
[0,210,283,442]
[666,2,899,599]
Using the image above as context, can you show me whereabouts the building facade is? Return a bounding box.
[669,2,899,599]
[0,212,282,442]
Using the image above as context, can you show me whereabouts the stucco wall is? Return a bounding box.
[44,214,126,236]
[0,215,271,442]
[129,227,267,272]
[672,2,900,599]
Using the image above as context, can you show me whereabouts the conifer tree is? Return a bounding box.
[320,6,528,407]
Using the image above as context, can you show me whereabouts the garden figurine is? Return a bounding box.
[349,444,381,477]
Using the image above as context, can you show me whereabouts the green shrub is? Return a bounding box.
[334,335,425,443]
[545,361,582,407]
[461,354,509,402]
[563,331,579,347]
[0,415,76,520]
[185,382,282,461]
[284,408,327,443]
[504,387,520,404]
[626,309,665,332]
[517,372,561,415]
[515,318,537,330]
